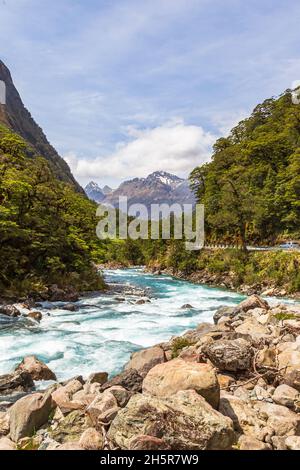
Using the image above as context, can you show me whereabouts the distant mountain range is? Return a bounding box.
[84,182,113,202]
[85,171,196,215]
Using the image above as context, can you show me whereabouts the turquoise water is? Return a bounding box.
[0,268,290,381]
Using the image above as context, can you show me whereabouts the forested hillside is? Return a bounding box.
[0,126,105,298]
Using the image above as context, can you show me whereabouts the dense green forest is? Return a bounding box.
[0,125,106,298]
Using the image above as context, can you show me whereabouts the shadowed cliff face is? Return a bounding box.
[0,60,83,192]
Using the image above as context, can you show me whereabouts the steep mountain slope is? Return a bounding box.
[93,171,196,212]
[0,60,82,192]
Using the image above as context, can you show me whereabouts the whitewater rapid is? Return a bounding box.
[0,268,296,381]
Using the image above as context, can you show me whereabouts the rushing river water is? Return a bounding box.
[0,268,297,381]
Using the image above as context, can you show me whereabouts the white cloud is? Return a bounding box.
[64,120,216,185]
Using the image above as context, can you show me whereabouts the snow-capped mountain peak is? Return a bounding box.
[85,181,100,191]
[146,171,183,188]
[85,181,105,203]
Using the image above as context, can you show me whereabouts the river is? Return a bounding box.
[0,268,296,382]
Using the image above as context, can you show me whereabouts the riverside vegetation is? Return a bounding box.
[0,125,108,299]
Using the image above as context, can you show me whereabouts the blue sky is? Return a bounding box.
[1,0,300,187]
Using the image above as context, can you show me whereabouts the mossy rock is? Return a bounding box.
[49,410,89,443]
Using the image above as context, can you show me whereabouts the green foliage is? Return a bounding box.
[0,127,105,297]
[273,312,298,321]
[190,91,300,246]
[171,337,194,358]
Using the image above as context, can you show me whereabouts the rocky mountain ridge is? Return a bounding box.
[85,171,196,214]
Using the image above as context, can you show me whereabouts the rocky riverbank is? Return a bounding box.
[147,266,300,299]
[1,294,300,450]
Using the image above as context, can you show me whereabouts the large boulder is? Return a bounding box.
[235,318,271,343]
[86,372,108,386]
[181,322,214,343]
[203,339,253,372]
[103,386,132,408]
[0,371,34,396]
[272,384,300,410]
[9,392,54,442]
[108,390,234,450]
[284,369,300,392]
[15,356,57,381]
[51,379,83,411]
[0,305,20,317]
[56,442,83,450]
[61,303,79,312]
[101,369,143,393]
[125,346,166,378]
[213,307,235,325]
[237,435,270,451]
[142,358,220,409]
[86,392,118,425]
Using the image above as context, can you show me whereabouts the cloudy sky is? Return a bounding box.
[1,0,300,187]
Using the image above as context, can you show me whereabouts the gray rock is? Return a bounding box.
[125,346,166,378]
[213,307,235,325]
[238,435,270,450]
[103,386,132,408]
[285,436,300,450]
[0,371,34,396]
[203,338,253,372]
[87,372,108,386]
[101,369,143,393]
[0,305,20,317]
[233,295,269,314]
[9,392,54,442]
[272,384,300,409]
[15,355,57,381]
[142,358,220,409]
[61,303,79,312]
[108,390,234,450]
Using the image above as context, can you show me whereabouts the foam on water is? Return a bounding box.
[0,268,297,381]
